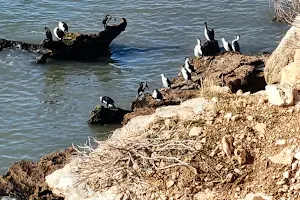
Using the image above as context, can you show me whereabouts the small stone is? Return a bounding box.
[294,152,300,160]
[276,139,286,146]
[246,116,254,121]
[259,97,267,104]
[283,171,290,179]
[269,148,294,166]
[236,89,243,95]
[166,180,175,189]
[225,173,234,183]
[277,180,286,185]
[294,183,300,190]
[215,164,223,171]
[254,123,267,135]
[292,178,296,183]
[201,137,206,143]
[212,97,218,103]
[231,115,241,122]
[243,91,251,96]
[292,162,298,171]
[224,113,232,121]
[244,193,272,200]
[236,187,241,192]
[222,135,234,158]
[235,148,247,165]
[234,168,242,175]
[295,170,300,179]
[189,127,203,137]
[287,108,294,113]
[282,184,289,192]
[233,141,241,147]
[195,142,203,150]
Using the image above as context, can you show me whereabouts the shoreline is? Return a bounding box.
[0,50,270,199]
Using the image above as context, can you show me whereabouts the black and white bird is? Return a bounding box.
[44,27,53,41]
[221,38,232,52]
[184,57,195,74]
[137,81,149,96]
[161,74,172,88]
[58,21,68,32]
[102,14,116,28]
[194,38,203,58]
[152,89,163,101]
[53,27,65,40]
[204,22,215,41]
[181,66,191,81]
[100,96,116,108]
[232,35,240,52]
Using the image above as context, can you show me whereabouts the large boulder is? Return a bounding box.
[264,16,300,85]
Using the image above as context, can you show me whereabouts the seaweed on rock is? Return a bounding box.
[0,16,127,63]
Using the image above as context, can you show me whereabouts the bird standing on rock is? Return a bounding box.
[152,89,163,101]
[204,22,215,41]
[137,82,149,96]
[53,27,65,40]
[161,74,172,88]
[59,21,68,32]
[184,57,195,74]
[194,38,203,58]
[232,35,240,52]
[181,66,191,81]
[44,27,53,41]
[221,38,232,52]
[100,96,116,108]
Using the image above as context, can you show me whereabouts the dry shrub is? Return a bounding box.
[72,116,237,199]
[271,0,300,23]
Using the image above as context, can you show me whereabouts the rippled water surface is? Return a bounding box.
[0,0,288,174]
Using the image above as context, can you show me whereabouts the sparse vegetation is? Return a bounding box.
[271,0,300,23]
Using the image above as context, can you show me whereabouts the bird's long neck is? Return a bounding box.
[185,59,189,66]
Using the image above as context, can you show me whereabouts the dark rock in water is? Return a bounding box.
[0,147,74,200]
[88,105,132,125]
[202,40,220,56]
[0,15,127,63]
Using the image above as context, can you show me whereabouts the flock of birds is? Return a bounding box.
[98,22,241,109]
[194,22,240,57]
[43,15,116,42]
[44,21,69,41]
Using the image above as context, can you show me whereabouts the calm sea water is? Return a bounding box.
[0,0,288,174]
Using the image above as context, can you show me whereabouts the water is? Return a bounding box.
[0,0,288,174]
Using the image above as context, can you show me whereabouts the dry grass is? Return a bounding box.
[271,0,300,23]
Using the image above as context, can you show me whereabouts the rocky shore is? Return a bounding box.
[3,17,300,200]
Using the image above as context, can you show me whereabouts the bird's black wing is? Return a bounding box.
[167,78,172,86]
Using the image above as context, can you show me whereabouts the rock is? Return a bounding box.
[236,89,244,95]
[166,180,175,189]
[192,52,267,93]
[235,148,247,165]
[225,173,234,183]
[231,115,241,122]
[211,86,232,94]
[194,189,218,200]
[276,139,286,146]
[294,183,300,190]
[283,171,290,179]
[222,135,234,158]
[276,179,286,185]
[259,97,267,104]
[294,152,300,160]
[268,148,294,166]
[215,164,223,171]
[243,91,251,96]
[211,97,218,103]
[280,59,300,88]
[265,84,298,106]
[246,116,254,121]
[254,123,267,135]
[264,19,300,84]
[244,193,273,200]
[292,162,298,171]
[224,113,233,121]
[189,127,203,137]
